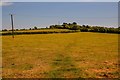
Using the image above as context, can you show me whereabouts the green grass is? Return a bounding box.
[2,32,119,78]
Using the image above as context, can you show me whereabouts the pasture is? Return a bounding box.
[2,32,119,78]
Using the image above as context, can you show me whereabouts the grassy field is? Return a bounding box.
[2,32,119,78]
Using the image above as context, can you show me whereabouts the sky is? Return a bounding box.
[1,0,120,2]
[2,2,119,29]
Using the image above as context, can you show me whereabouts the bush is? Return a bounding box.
[80,28,88,32]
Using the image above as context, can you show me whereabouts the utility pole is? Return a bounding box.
[10,14,14,38]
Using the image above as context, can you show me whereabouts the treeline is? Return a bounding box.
[1,26,49,31]
[49,22,120,34]
[1,30,78,35]
[1,22,120,34]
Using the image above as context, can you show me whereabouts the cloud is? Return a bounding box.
[0,2,13,6]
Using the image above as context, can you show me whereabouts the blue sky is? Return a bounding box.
[1,0,120,2]
[2,2,118,29]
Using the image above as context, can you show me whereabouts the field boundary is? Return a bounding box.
[1,30,79,36]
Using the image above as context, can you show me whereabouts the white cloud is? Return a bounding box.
[0,2,13,6]
[0,0,13,6]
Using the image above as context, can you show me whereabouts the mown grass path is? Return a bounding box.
[48,36,81,78]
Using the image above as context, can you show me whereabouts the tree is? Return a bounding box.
[73,22,77,25]
[62,23,70,29]
[86,25,91,28]
[16,29,19,31]
[55,25,63,29]
[99,27,105,33]
[29,28,32,30]
[63,23,67,25]
[2,29,7,31]
[92,26,99,32]
[50,25,54,29]
[80,27,88,32]
[71,25,80,30]
[34,26,37,30]
[82,25,86,28]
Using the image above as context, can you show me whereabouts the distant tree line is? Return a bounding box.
[49,22,120,34]
[2,22,120,34]
[1,26,48,31]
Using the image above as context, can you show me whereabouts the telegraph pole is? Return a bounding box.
[10,14,14,38]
